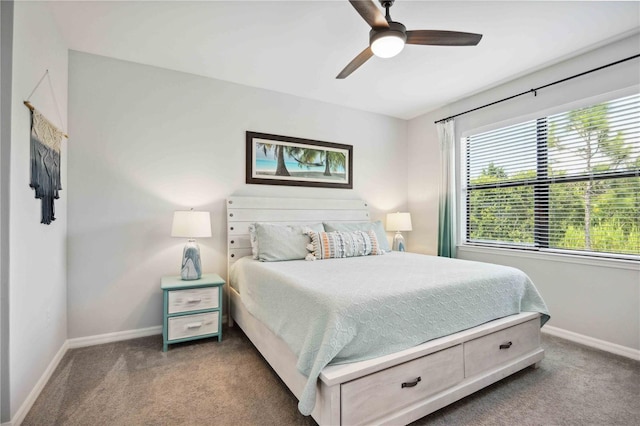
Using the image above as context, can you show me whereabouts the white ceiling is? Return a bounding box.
[47,1,640,119]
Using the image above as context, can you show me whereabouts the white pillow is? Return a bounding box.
[249,222,325,262]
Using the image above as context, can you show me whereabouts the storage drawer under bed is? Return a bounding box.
[340,345,464,426]
[464,318,540,377]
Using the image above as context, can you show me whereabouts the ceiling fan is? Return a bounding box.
[337,0,483,79]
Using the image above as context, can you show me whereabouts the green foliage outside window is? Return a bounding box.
[466,94,640,257]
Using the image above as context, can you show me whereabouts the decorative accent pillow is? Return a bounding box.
[250,222,325,262]
[304,229,384,260]
[323,220,390,252]
[248,224,259,259]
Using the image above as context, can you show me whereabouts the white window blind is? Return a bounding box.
[463,93,640,258]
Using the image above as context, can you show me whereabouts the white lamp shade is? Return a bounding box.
[386,212,412,232]
[171,210,212,238]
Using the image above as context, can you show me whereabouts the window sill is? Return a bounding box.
[457,244,640,271]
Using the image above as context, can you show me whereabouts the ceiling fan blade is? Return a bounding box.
[349,0,389,29]
[336,46,374,79]
[406,30,483,46]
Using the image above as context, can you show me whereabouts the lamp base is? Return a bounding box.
[392,231,406,252]
[181,239,202,280]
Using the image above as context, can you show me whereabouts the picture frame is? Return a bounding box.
[246,131,353,189]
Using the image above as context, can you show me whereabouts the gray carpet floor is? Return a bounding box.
[24,326,639,426]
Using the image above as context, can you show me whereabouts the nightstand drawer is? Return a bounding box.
[168,312,219,341]
[168,286,219,314]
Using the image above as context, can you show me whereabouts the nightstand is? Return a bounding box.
[161,273,224,352]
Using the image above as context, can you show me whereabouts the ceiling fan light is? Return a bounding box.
[371,33,405,58]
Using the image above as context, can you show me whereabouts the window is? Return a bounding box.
[463,93,640,258]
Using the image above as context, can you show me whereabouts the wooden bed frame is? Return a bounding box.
[226,196,544,425]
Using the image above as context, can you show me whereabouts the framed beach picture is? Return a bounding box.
[246,131,353,189]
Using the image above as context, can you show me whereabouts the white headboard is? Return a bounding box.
[226,196,371,266]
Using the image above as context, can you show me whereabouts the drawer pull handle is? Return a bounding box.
[499,341,513,350]
[186,322,203,329]
[187,298,202,303]
[401,377,421,388]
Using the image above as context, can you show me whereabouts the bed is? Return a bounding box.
[226,196,549,425]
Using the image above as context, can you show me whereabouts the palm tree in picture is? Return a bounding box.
[287,147,324,169]
[256,142,290,176]
[323,151,346,176]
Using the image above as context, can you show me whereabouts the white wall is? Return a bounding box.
[9,1,68,420]
[408,34,640,351]
[0,1,12,421]
[67,51,408,339]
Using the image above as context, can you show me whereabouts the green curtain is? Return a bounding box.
[437,119,456,258]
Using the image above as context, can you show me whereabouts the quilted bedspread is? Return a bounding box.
[229,252,550,416]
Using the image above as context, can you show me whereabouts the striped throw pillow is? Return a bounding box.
[304,229,384,260]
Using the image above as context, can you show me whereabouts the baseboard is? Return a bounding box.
[11,340,69,426]
[542,325,640,361]
[67,325,162,349]
[67,317,229,349]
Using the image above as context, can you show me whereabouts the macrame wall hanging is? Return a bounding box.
[24,70,68,225]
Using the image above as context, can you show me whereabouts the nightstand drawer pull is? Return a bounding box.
[187,298,202,303]
[401,377,421,388]
[187,322,203,329]
[499,341,513,350]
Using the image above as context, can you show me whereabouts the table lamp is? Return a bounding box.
[171,209,212,280]
[386,212,412,252]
